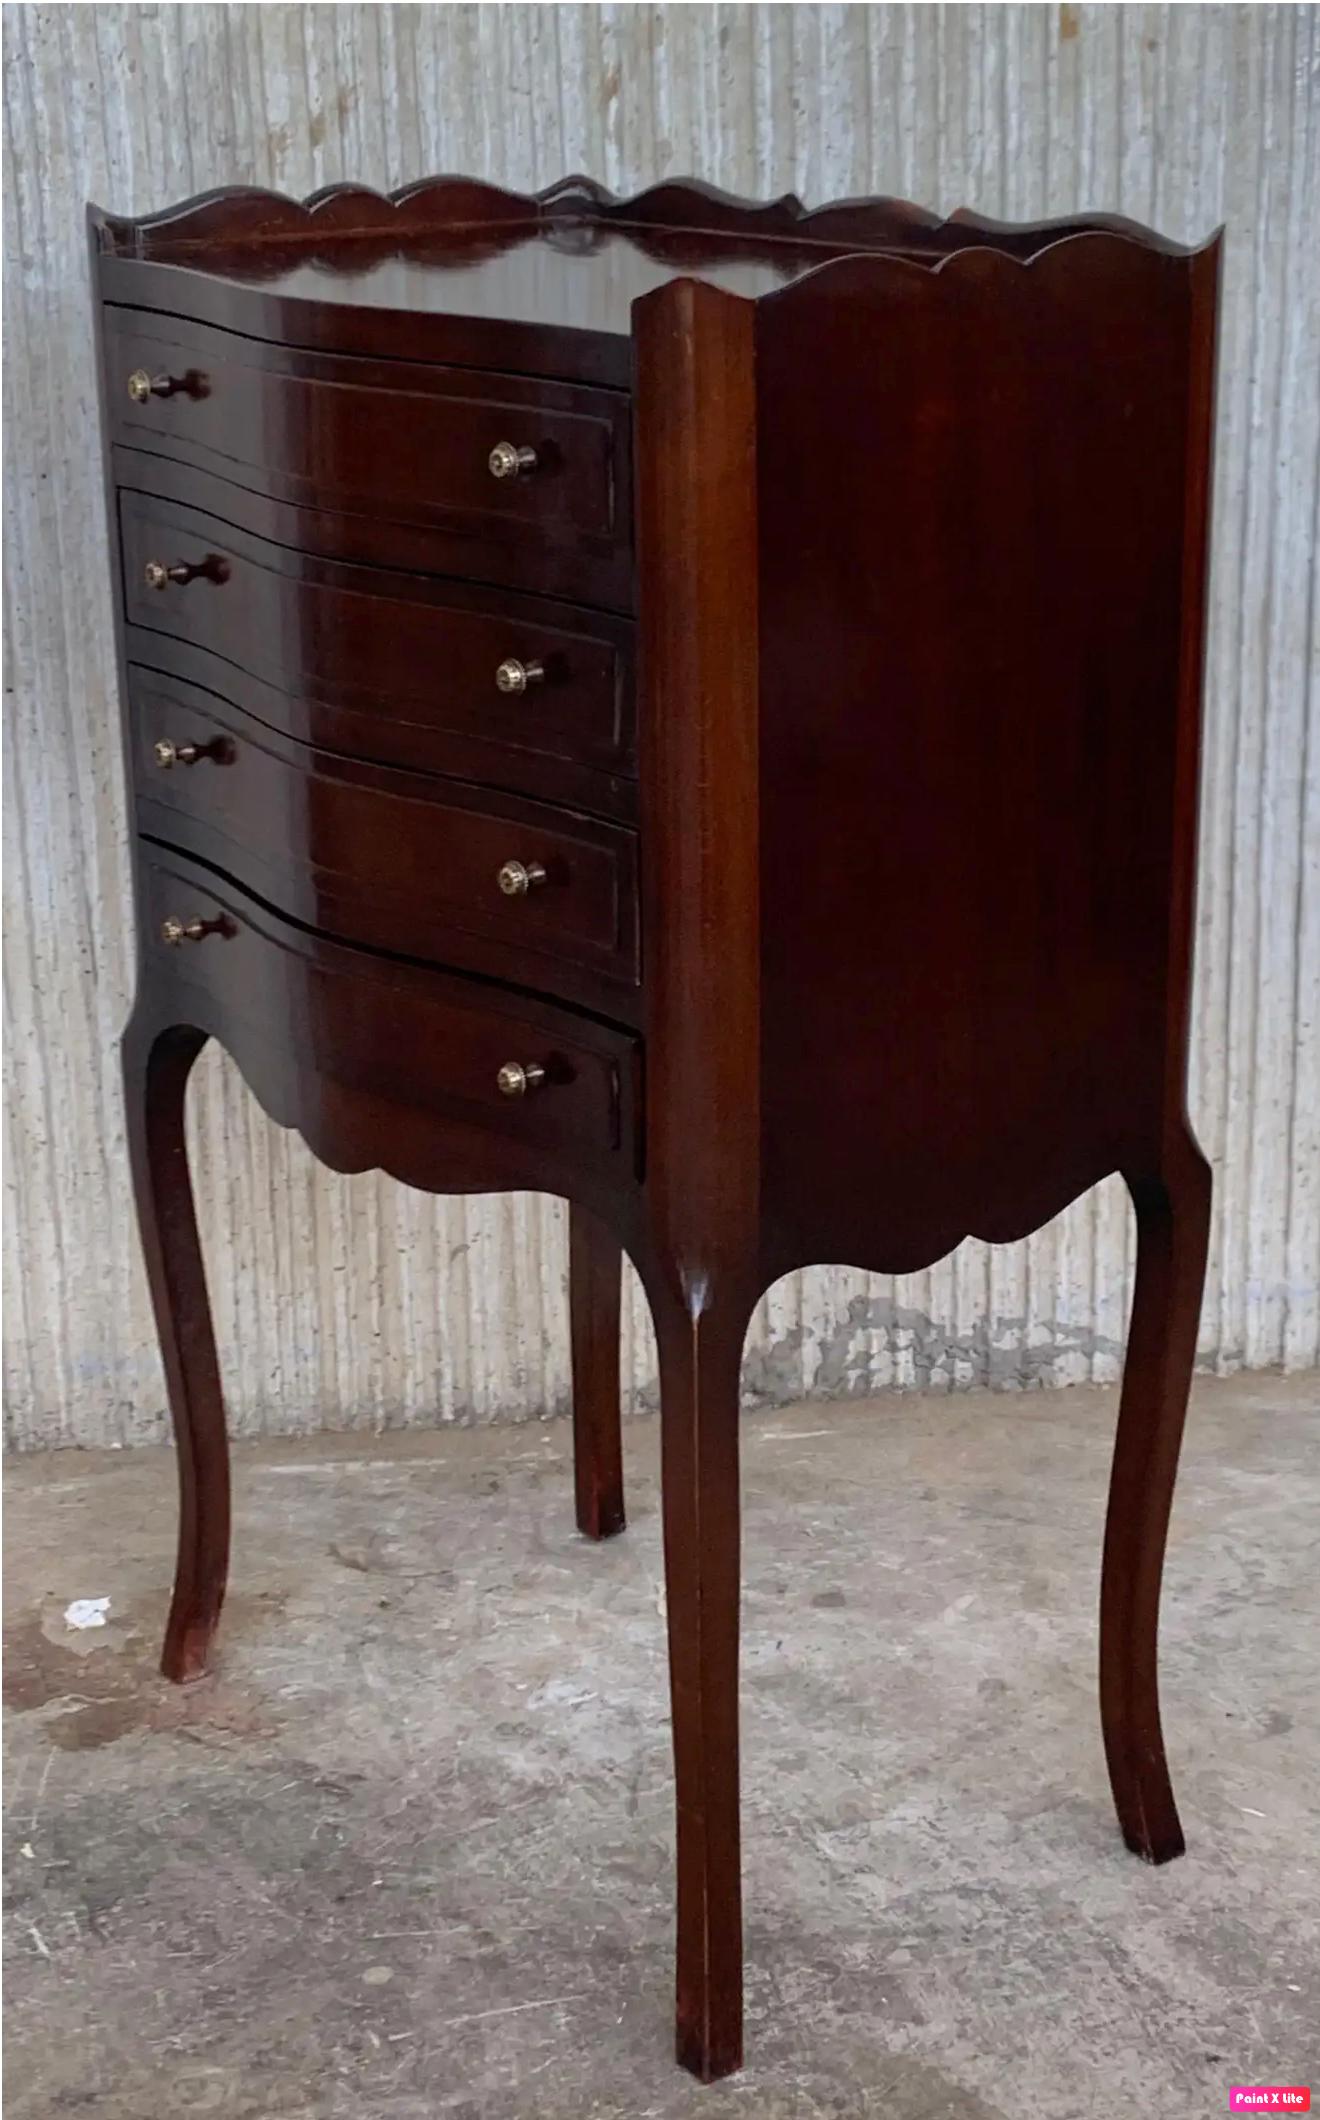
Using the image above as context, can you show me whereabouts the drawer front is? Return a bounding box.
[120,491,635,812]
[140,850,641,1178]
[131,671,640,1011]
[107,308,631,596]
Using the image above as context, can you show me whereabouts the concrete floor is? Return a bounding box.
[4,1374,1317,2120]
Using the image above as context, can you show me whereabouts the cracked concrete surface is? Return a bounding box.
[4,1375,1318,2118]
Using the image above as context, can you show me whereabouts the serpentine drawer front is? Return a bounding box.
[107,306,633,602]
[131,671,641,1012]
[140,849,640,1182]
[93,177,1220,2084]
[119,488,637,816]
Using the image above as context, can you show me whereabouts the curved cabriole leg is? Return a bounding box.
[568,1203,625,1539]
[648,1272,752,2082]
[123,1011,230,1684]
[1100,1133,1212,1861]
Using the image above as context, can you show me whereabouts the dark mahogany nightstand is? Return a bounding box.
[90,176,1219,2079]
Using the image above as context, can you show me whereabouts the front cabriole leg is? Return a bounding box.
[1099,1129,1212,1860]
[646,1266,756,2081]
[123,1005,230,1683]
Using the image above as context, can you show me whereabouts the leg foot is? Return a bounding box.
[569,1204,625,1539]
[649,1273,751,2081]
[124,1014,230,1684]
[1100,1134,1211,1861]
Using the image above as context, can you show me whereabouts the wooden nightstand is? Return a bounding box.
[90,176,1220,2080]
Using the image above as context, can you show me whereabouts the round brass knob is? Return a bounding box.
[153,739,201,769]
[495,657,546,695]
[488,440,538,481]
[127,368,173,403]
[496,1061,546,1099]
[497,859,547,898]
[144,557,218,590]
[160,915,208,946]
[143,559,195,590]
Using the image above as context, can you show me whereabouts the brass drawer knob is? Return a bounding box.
[495,657,545,695]
[160,915,214,946]
[144,557,217,590]
[488,440,538,481]
[153,739,201,769]
[497,859,547,898]
[496,1061,546,1099]
[127,368,176,403]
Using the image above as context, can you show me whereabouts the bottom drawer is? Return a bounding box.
[139,848,642,1180]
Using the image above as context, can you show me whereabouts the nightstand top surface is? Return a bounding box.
[91,176,1196,348]
[115,226,829,337]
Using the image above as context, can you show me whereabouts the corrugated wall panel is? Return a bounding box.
[3,3,1317,1451]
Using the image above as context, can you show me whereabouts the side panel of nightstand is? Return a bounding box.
[753,235,1221,1281]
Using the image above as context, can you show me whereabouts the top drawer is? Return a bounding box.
[103,308,634,609]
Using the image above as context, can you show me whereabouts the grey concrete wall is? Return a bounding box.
[3,4,1318,1450]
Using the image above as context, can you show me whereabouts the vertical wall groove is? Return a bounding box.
[3,3,1317,1450]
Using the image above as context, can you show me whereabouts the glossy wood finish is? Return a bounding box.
[121,485,639,797]
[139,849,641,1186]
[119,467,636,821]
[131,673,640,1016]
[108,306,632,605]
[122,1010,230,1683]
[754,235,1221,1279]
[101,172,1193,259]
[96,175,1196,359]
[1101,1137,1213,1861]
[633,277,761,2079]
[568,1206,625,1541]
[647,1270,753,2082]
[92,178,1219,2084]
